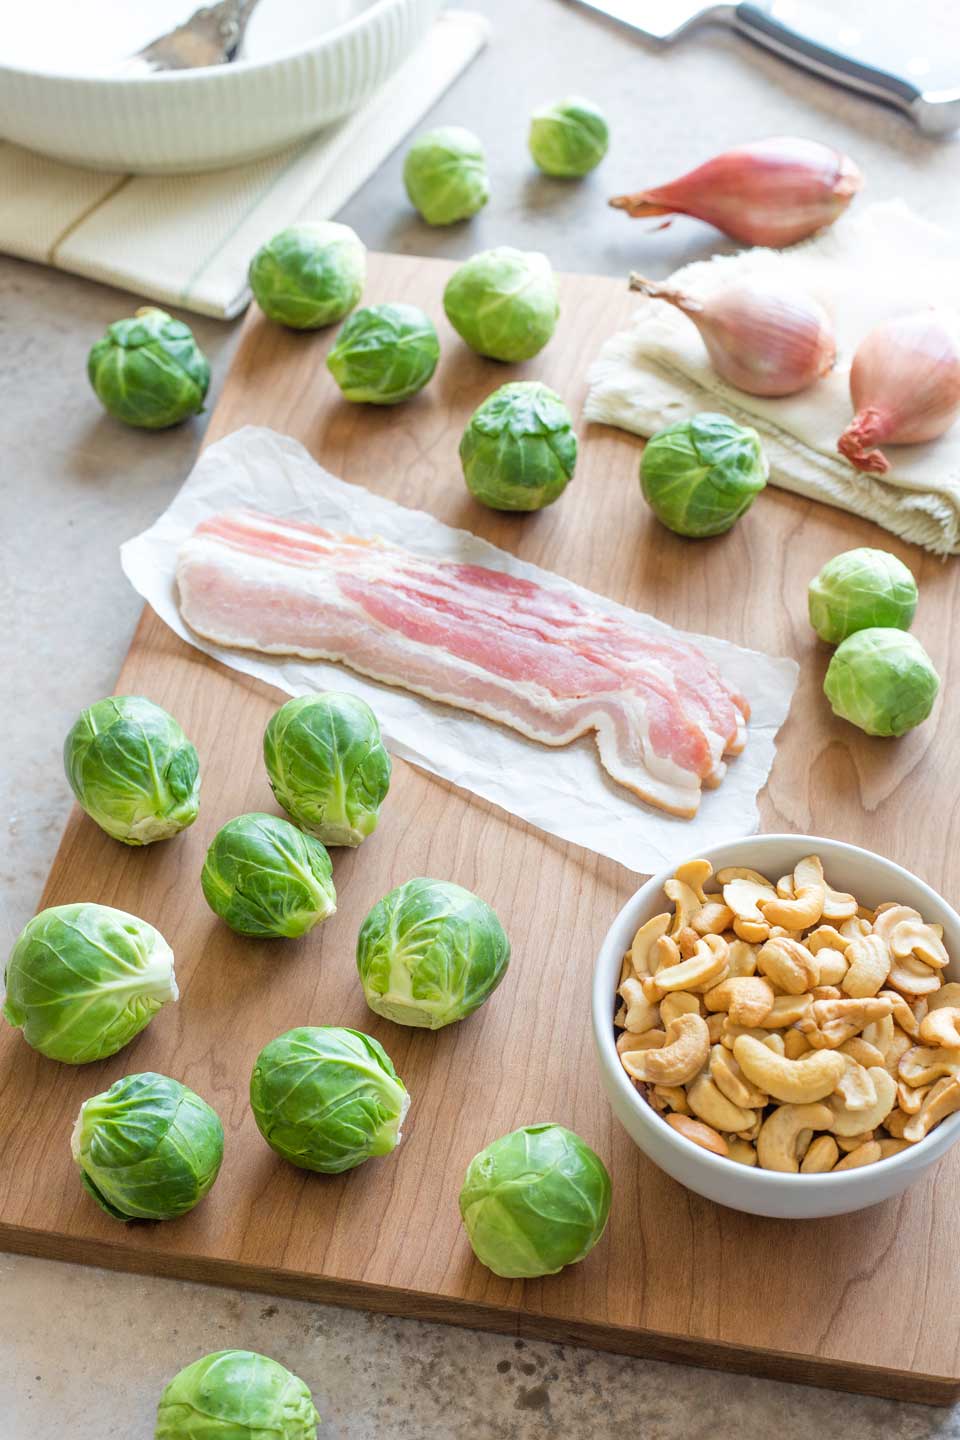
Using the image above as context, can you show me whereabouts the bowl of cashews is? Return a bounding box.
[593,834,960,1218]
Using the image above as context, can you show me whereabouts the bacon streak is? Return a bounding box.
[176,509,751,818]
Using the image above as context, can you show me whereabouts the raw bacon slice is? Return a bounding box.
[176,509,751,817]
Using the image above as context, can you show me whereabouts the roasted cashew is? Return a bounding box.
[726,1139,758,1166]
[756,1102,833,1173]
[622,1012,711,1085]
[807,925,852,955]
[692,902,735,936]
[878,989,923,1040]
[733,1035,845,1103]
[822,880,858,923]
[759,856,826,931]
[783,1029,812,1061]
[717,866,773,887]
[722,1022,786,1053]
[878,1137,913,1158]
[834,1054,878,1112]
[833,1140,882,1171]
[665,877,703,937]
[722,876,776,943]
[756,993,813,1028]
[882,1028,913,1079]
[839,1037,886,1069]
[800,995,894,1048]
[652,935,728,996]
[811,985,843,1001]
[896,1080,929,1115]
[887,955,941,998]
[703,976,775,1027]
[840,916,872,941]
[664,1112,729,1156]
[660,991,701,1027]
[735,1112,763,1141]
[898,1044,960,1088]
[919,1007,960,1048]
[725,939,759,978]
[814,948,848,987]
[841,934,891,999]
[652,1084,691,1116]
[673,859,718,905]
[827,1066,896,1136]
[902,1076,960,1141]
[617,1028,665,1057]
[929,982,960,1012]
[706,1012,725,1043]
[836,1129,875,1151]
[888,916,949,968]
[629,912,671,977]
[800,1135,840,1173]
[687,1073,756,1133]
[757,936,818,995]
[862,1012,895,1058]
[618,977,661,1034]
[883,1108,912,1140]
[709,1044,768,1109]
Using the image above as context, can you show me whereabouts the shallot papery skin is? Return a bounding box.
[629,273,836,398]
[838,313,960,474]
[610,138,863,248]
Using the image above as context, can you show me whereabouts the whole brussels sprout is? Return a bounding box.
[3,903,177,1064]
[443,247,559,363]
[459,1123,611,1278]
[808,548,918,644]
[640,412,768,538]
[63,694,200,845]
[460,381,577,511]
[201,813,336,938]
[249,221,365,330]
[403,126,489,225]
[327,303,439,404]
[357,877,510,1029]
[72,1072,223,1221]
[529,96,609,178]
[264,692,391,847]
[155,1350,319,1440]
[88,307,210,429]
[823,627,939,737]
[250,1026,408,1173]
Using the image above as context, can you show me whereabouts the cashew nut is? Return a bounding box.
[814,948,848,987]
[839,1037,886,1070]
[799,995,894,1048]
[888,916,949,968]
[664,877,703,936]
[760,855,826,931]
[896,1079,929,1115]
[722,1022,786,1052]
[811,985,843,1002]
[836,1129,875,1152]
[621,1012,711,1085]
[709,1044,768,1109]
[651,1084,691,1116]
[676,926,701,960]
[722,875,777,942]
[733,1035,845,1103]
[929,982,960,1012]
[726,1139,758,1166]
[834,1054,878,1112]
[840,916,872,940]
[806,924,852,955]
[756,993,813,1028]
[877,989,923,1040]
[902,1076,960,1141]
[841,934,891,999]
[757,935,818,995]
[800,1135,840,1173]
[673,859,717,905]
[877,1137,913,1158]
[898,1044,960,1088]
[757,1102,833,1173]
[653,934,681,972]
[629,912,671,977]
[660,991,701,1027]
[692,901,735,935]
[833,1140,882,1171]
[919,1007,960,1048]
[827,1066,896,1136]
[617,1028,665,1057]
[822,880,858,923]
[664,1112,728,1156]
[725,939,759,978]
[887,955,941,998]
[687,1073,756,1133]
[783,1029,812,1061]
[651,934,728,996]
[703,976,775,1027]
[617,977,661,1033]
[706,1012,725,1043]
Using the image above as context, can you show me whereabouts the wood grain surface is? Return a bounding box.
[3,254,959,1403]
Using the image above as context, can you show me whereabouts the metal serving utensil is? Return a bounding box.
[127,0,263,72]
[567,0,960,135]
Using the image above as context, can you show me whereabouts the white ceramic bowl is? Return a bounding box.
[0,0,443,173]
[593,834,960,1219]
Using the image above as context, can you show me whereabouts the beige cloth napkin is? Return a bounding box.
[585,202,960,555]
[0,11,488,319]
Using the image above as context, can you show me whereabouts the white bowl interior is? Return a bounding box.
[593,834,960,1218]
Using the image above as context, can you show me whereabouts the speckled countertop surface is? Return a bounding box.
[3,0,960,1433]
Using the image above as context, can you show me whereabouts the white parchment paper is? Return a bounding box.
[121,426,798,876]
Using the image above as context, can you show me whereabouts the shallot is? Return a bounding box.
[610,137,863,249]
[629,273,836,398]
[838,312,960,474]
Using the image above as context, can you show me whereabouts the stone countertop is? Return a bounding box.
[3,0,960,1433]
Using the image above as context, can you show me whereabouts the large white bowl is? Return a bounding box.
[0,0,443,173]
[593,834,960,1219]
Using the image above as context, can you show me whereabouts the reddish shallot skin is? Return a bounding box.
[838,313,960,474]
[610,137,863,248]
[630,274,836,398]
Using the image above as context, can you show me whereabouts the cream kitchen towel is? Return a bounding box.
[585,202,960,555]
[0,10,488,319]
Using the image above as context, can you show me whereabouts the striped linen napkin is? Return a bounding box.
[0,10,488,319]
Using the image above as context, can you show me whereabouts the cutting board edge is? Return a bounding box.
[1,1221,956,1406]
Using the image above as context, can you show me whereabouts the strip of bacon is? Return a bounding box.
[176,509,751,817]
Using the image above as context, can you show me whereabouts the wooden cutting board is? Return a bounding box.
[3,253,960,1404]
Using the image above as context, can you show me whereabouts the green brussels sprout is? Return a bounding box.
[72,1072,223,1222]
[356,877,510,1029]
[403,126,490,225]
[823,627,940,737]
[460,381,577,511]
[63,694,200,846]
[155,1350,319,1440]
[250,1026,408,1173]
[459,1123,611,1278]
[529,96,609,178]
[327,303,440,404]
[87,306,210,429]
[201,813,336,938]
[640,412,768,538]
[3,903,177,1064]
[443,247,559,363]
[263,692,391,847]
[249,221,366,330]
[808,547,918,644]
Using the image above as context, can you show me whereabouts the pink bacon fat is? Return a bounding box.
[176,509,751,818]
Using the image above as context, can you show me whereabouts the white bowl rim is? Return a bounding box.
[0,0,412,85]
[593,832,960,1191]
